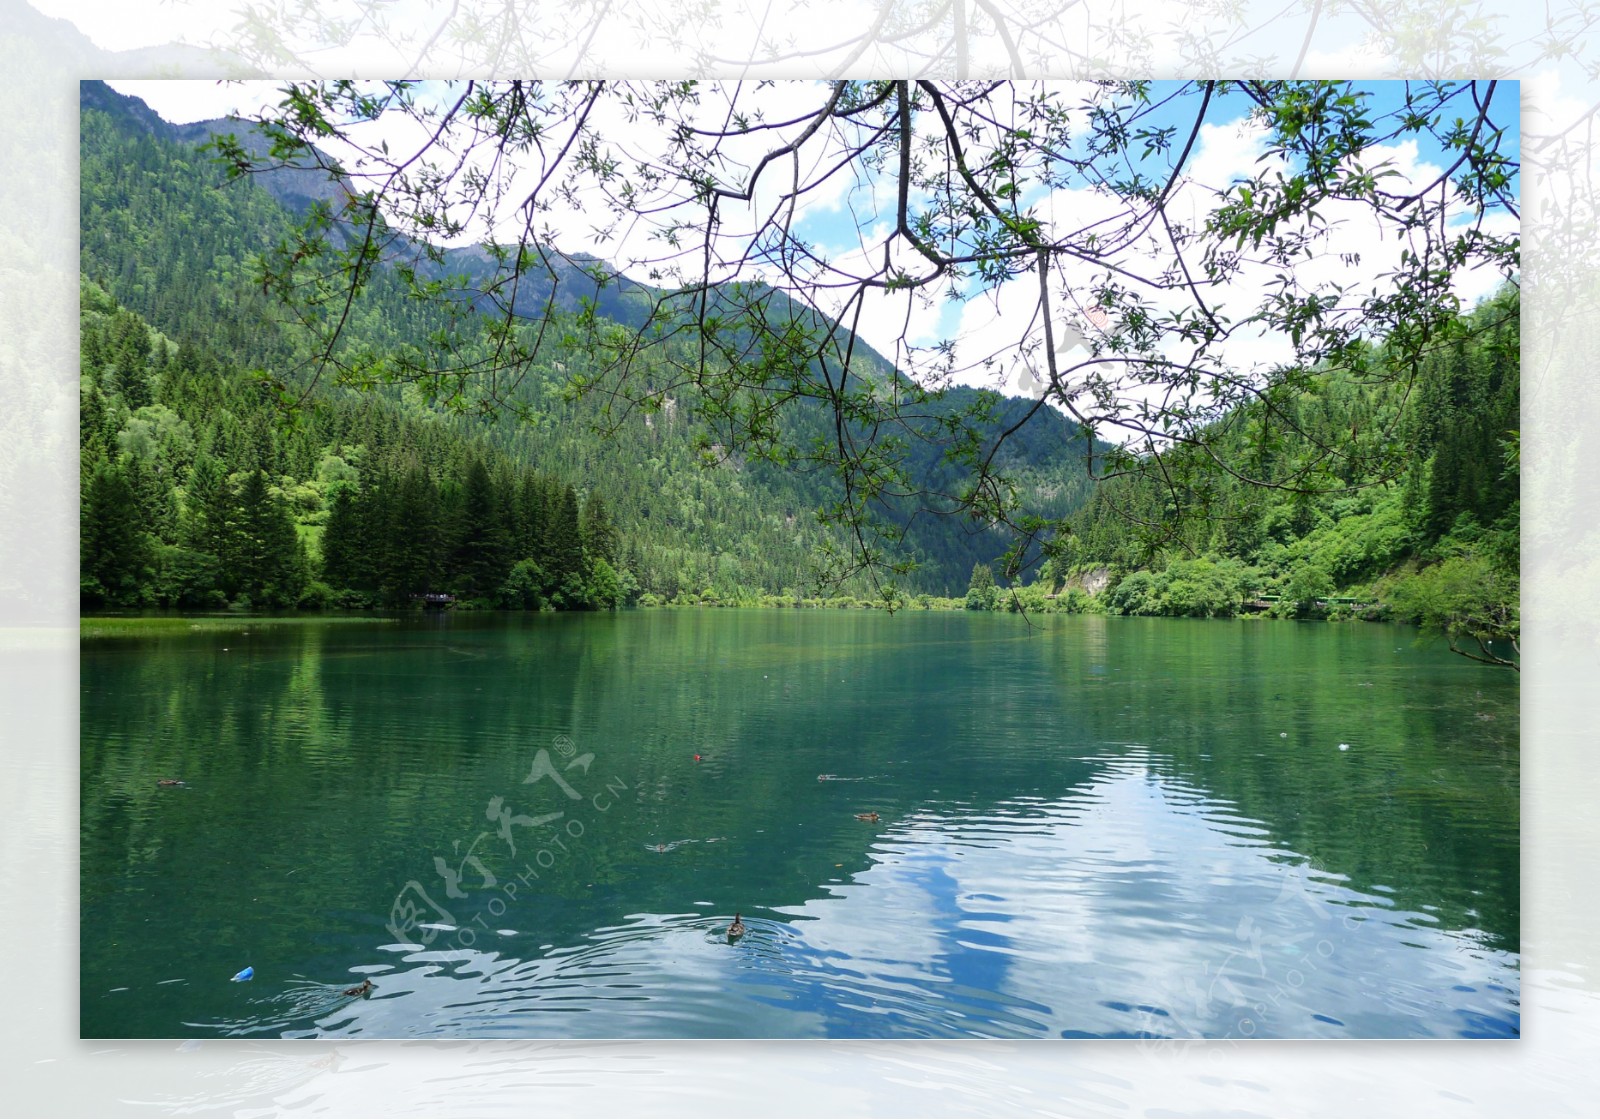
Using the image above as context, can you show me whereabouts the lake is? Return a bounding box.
[80,610,1519,1039]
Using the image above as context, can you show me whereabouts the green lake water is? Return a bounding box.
[80,610,1519,1039]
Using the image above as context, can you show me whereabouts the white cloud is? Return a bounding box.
[1301,41,1396,78]
[104,79,288,125]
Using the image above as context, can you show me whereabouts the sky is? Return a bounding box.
[104,79,1521,428]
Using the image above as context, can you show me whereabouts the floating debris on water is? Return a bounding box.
[647,837,724,853]
[229,967,253,982]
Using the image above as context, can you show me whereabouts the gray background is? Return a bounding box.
[3,1,1591,1113]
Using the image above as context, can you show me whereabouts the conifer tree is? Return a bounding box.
[965,562,998,611]
[384,465,442,604]
[320,483,366,591]
[548,484,586,606]
[230,468,306,606]
[455,457,513,598]
[82,459,152,607]
[581,492,618,567]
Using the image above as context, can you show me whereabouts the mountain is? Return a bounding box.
[10,1,256,77]
[79,84,887,369]
[79,80,1103,606]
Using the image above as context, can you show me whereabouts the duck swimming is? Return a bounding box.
[855,812,879,822]
[342,978,373,997]
[156,779,185,788]
[726,913,746,941]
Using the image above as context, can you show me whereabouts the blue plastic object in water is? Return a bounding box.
[230,966,254,982]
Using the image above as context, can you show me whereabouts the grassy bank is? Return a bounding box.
[80,615,398,639]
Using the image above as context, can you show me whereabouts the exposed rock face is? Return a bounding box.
[1071,566,1111,596]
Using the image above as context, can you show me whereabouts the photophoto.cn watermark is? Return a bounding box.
[385,734,629,953]
[1132,861,1371,1048]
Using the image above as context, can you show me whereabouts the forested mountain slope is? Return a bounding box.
[79,80,1102,608]
[1037,288,1519,660]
